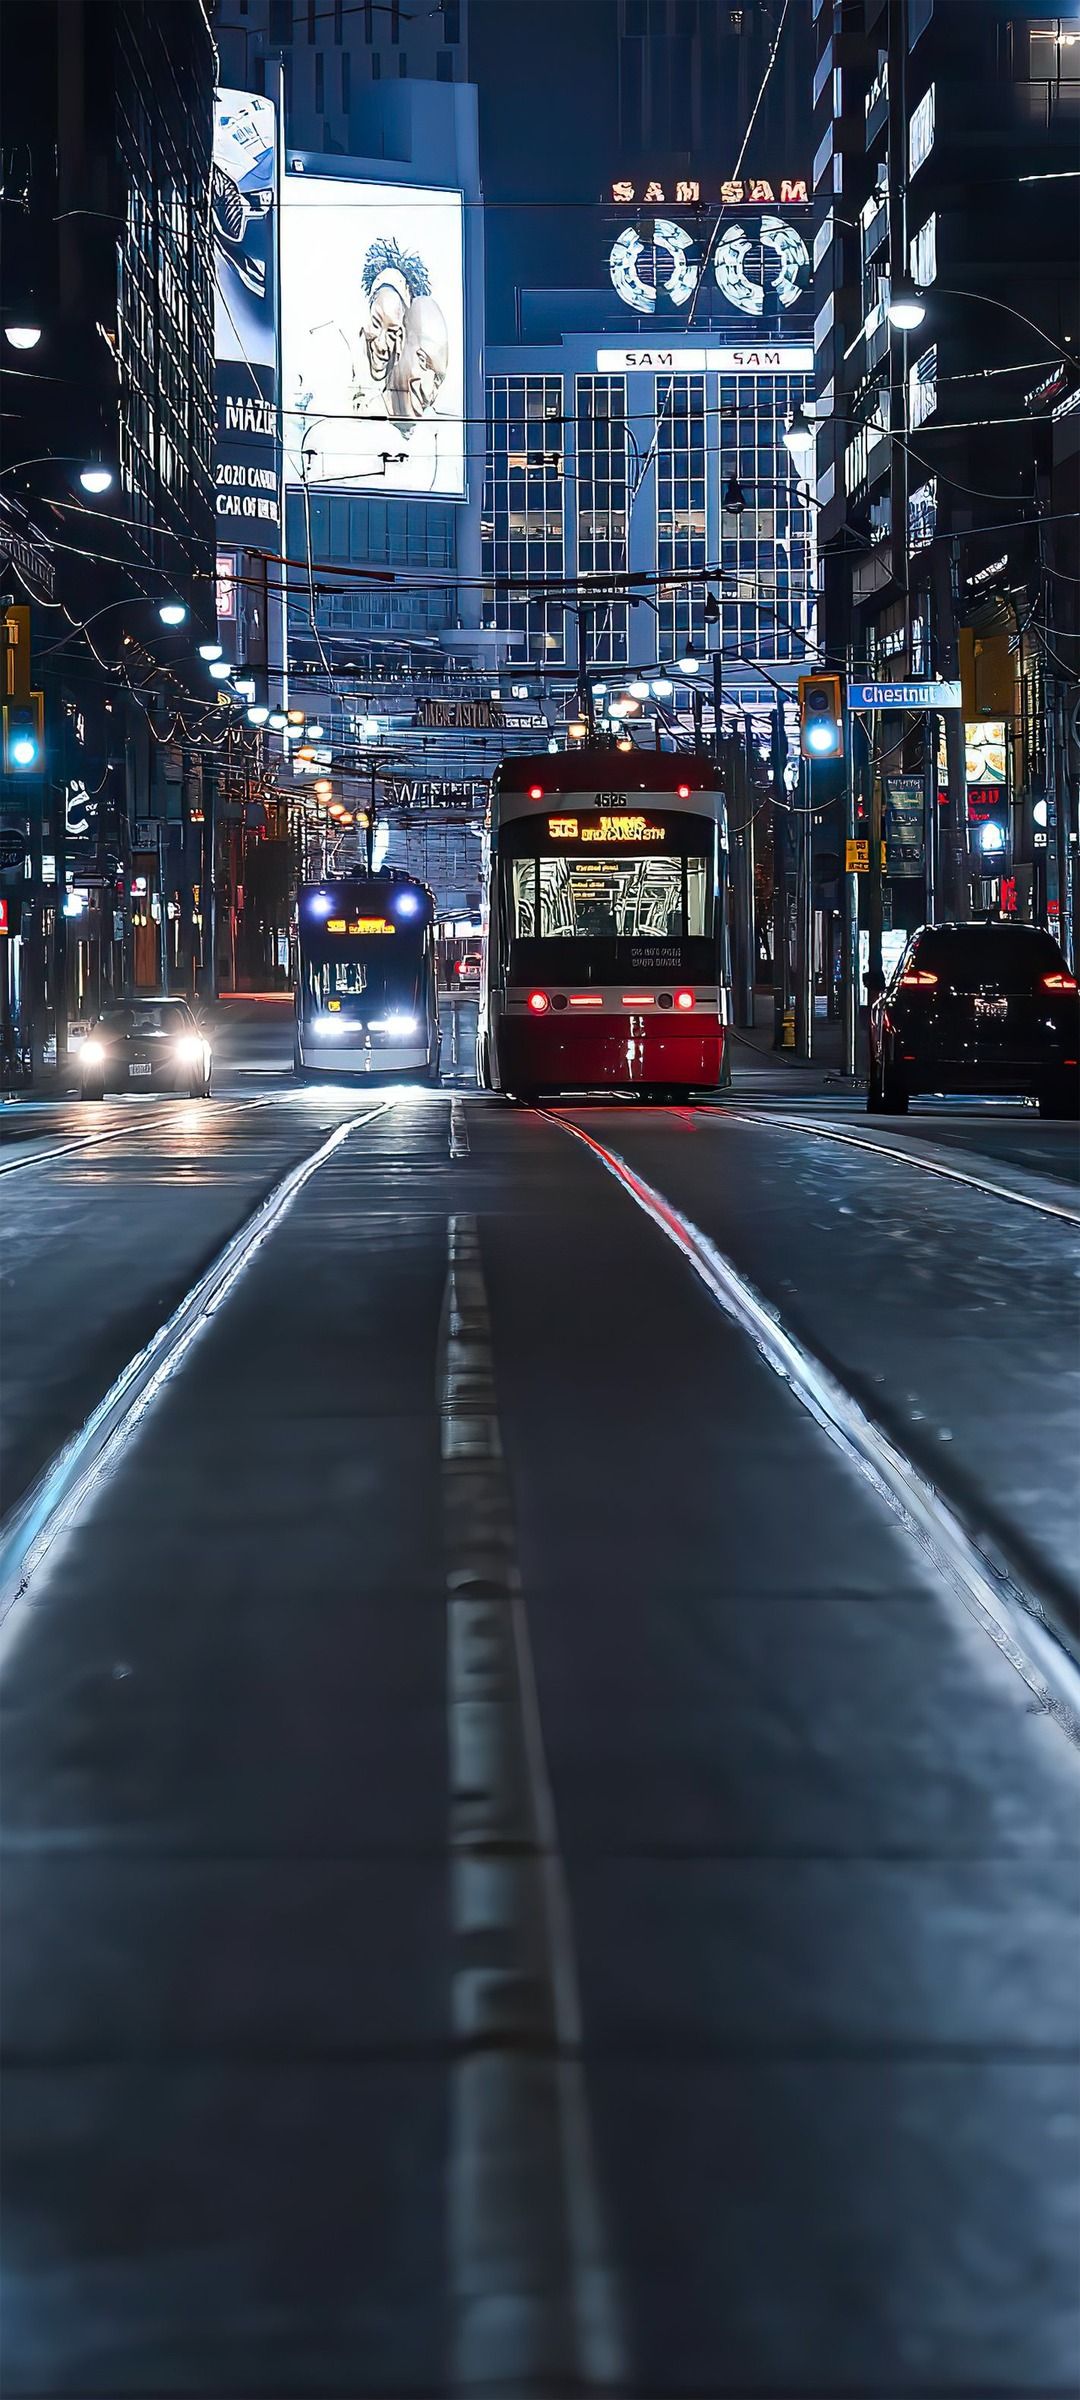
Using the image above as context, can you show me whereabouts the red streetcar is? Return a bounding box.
[477,749,730,1101]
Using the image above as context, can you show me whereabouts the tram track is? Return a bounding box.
[721,1106,1080,1226]
[0,1101,394,1664]
[547,1106,1080,1746]
[0,1090,291,1179]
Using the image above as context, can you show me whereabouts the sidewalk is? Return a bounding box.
[727,991,862,1092]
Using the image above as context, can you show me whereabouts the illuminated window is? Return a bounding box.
[909,344,938,431]
[657,375,707,663]
[909,213,937,287]
[484,375,566,661]
[909,84,935,175]
[719,366,817,668]
[511,853,709,941]
[574,376,630,664]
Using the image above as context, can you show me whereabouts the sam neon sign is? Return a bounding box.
[610,177,808,207]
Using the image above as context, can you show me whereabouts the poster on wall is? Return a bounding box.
[280,175,466,498]
[212,88,281,529]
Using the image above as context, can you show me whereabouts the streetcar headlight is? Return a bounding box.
[81,1040,106,1069]
[370,1012,418,1037]
[315,1013,348,1035]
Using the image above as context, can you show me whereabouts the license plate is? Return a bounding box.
[129,1062,153,1078]
[975,997,1008,1022]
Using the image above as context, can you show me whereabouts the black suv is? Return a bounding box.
[868,922,1079,1117]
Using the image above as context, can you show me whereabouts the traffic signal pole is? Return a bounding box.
[794,756,813,1061]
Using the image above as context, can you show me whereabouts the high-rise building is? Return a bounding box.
[214,0,468,136]
[1,0,218,1049]
[812,0,1079,945]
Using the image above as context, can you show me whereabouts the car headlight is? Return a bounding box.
[175,1035,203,1063]
[81,1040,106,1069]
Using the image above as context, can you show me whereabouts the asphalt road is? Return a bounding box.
[2,997,1078,2396]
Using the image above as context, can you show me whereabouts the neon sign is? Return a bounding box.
[608,213,810,317]
[610,178,808,207]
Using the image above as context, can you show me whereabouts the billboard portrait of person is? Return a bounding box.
[387,294,449,429]
[353,239,431,422]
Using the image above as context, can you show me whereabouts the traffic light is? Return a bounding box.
[2,691,45,774]
[798,673,843,760]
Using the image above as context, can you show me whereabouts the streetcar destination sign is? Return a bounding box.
[847,681,963,710]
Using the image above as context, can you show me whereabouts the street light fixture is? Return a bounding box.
[209,661,232,681]
[247,704,269,726]
[199,641,224,663]
[676,643,700,675]
[78,464,115,495]
[723,472,747,515]
[628,679,652,699]
[651,677,674,697]
[268,709,288,730]
[782,403,815,461]
[305,720,325,740]
[4,325,42,351]
[157,600,187,627]
[886,278,927,330]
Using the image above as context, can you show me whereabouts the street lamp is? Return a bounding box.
[305,720,326,740]
[782,403,815,462]
[723,472,748,516]
[157,600,187,627]
[78,465,115,495]
[247,704,269,726]
[4,325,42,351]
[199,641,224,663]
[886,278,927,330]
[209,661,232,682]
[676,642,700,675]
[268,709,288,730]
[651,677,674,697]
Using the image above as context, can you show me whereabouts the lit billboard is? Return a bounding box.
[212,87,280,529]
[280,175,466,498]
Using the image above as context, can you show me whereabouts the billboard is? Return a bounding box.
[212,88,280,529]
[280,175,466,498]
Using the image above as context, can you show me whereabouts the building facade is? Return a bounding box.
[812,0,1079,953]
[1,0,219,1061]
[484,187,818,724]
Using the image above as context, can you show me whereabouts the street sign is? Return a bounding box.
[847,680,963,710]
[846,838,869,872]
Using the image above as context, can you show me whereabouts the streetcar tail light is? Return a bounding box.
[528,785,543,800]
[528,991,549,1013]
[900,969,938,988]
[674,988,695,1011]
[569,993,603,1007]
[1041,971,1077,992]
[621,994,655,1006]
[677,784,690,799]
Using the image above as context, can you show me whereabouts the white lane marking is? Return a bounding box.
[0,1092,288,1180]
[552,1117,1080,1749]
[724,1108,1080,1226]
[449,1099,470,1158]
[441,1215,625,2392]
[0,1104,394,1667]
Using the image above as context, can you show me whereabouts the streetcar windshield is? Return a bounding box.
[512,852,711,942]
[304,949,425,1014]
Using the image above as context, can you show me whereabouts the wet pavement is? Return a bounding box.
[1,998,1078,2395]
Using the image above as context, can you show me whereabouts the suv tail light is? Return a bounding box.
[1041,971,1077,993]
[900,969,938,988]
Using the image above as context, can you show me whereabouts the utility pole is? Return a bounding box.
[841,716,859,1078]
[923,709,938,927]
[692,687,704,757]
[794,754,814,1060]
[868,726,884,1003]
[54,716,69,1076]
[575,607,595,737]
[200,764,218,1003]
[771,701,791,1047]
[367,761,377,874]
